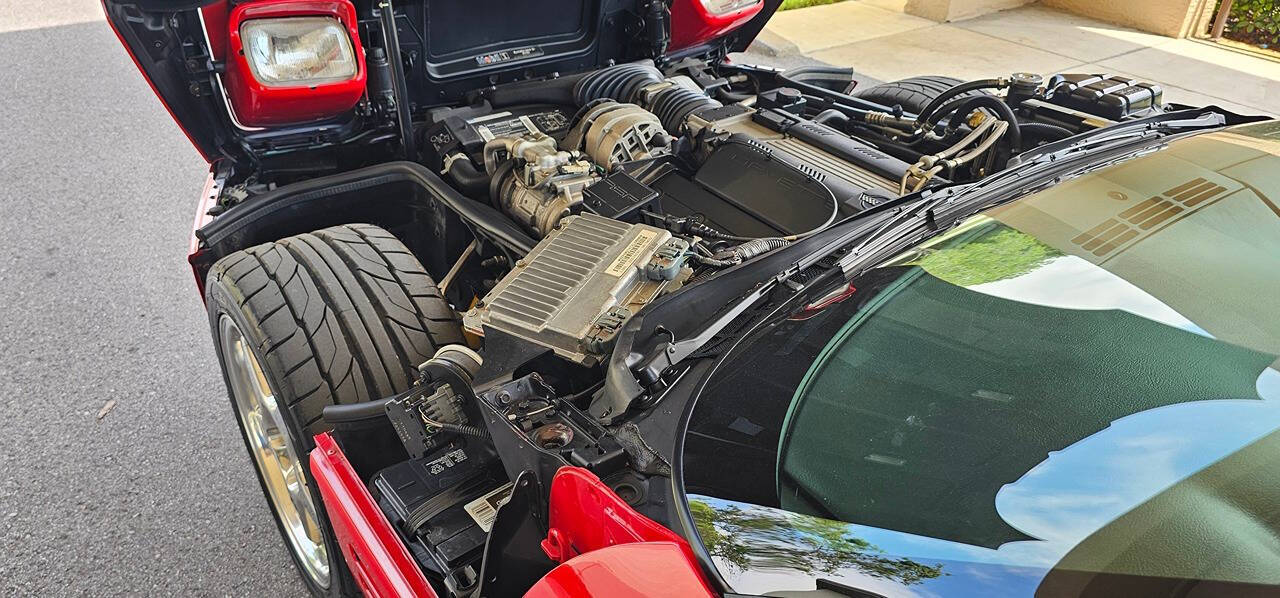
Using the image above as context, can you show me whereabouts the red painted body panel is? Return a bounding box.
[536,467,716,596]
[200,1,230,61]
[309,433,439,598]
[526,542,717,598]
[99,0,214,162]
[540,467,688,562]
[223,0,367,126]
[670,0,764,51]
[188,170,220,299]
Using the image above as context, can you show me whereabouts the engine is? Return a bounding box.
[410,62,1169,383]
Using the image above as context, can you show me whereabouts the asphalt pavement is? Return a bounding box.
[0,6,841,597]
[0,8,309,598]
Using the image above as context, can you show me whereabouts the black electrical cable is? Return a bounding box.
[419,414,489,438]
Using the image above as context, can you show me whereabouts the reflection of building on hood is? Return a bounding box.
[777,265,1277,550]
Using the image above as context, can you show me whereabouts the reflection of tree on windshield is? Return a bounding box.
[690,499,945,585]
[914,223,1062,287]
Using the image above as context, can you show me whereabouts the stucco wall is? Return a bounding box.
[905,0,1032,21]
[905,0,1211,38]
[1039,0,1208,37]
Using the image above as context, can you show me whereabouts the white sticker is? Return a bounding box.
[424,448,468,475]
[464,482,514,533]
[604,230,658,277]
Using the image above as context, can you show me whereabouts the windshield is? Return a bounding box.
[682,122,1280,597]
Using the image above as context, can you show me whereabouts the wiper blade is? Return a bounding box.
[1010,110,1225,167]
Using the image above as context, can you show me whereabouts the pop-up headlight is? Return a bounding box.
[224,1,366,127]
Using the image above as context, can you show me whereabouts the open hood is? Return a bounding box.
[102,0,779,163]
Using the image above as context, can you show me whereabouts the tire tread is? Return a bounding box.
[208,224,462,438]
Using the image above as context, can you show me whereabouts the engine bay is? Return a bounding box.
[283,60,1170,594]
[186,6,1174,593]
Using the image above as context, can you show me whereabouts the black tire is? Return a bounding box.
[856,75,988,115]
[205,223,464,597]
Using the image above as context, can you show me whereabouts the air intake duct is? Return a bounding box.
[568,61,722,134]
[573,62,664,105]
[649,85,722,134]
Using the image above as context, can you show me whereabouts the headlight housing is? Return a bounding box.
[670,0,764,51]
[223,1,366,127]
[241,17,358,88]
[698,0,762,16]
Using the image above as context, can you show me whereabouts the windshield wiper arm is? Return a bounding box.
[633,111,1229,386]
[633,188,960,384]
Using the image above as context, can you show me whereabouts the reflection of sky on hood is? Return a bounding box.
[699,252,1280,597]
[826,256,1280,584]
[967,254,1211,337]
[699,373,1280,597]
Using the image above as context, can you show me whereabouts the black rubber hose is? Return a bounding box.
[487,72,591,107]
[573,62,664,104]
[443,155,490,198]
[813,108,849,128]
[715,88,753,103]
[1019,122,1075,145]
[322,398,391,423]
[922,95,982,130]
[946,95,1022,153]
[915,78,1006,125]
[650,86,721,133]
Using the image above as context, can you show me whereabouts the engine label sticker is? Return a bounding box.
[464,482,515,533]
[424,448,468,475]
[605,230,658,277]
[475,46,543,67]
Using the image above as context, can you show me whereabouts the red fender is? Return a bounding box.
[531,467,716,597]
[310,433,438,598]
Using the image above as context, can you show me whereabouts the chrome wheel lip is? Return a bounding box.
[218,314,331,588]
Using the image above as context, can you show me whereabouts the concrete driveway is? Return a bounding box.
[763,1,1280,116]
